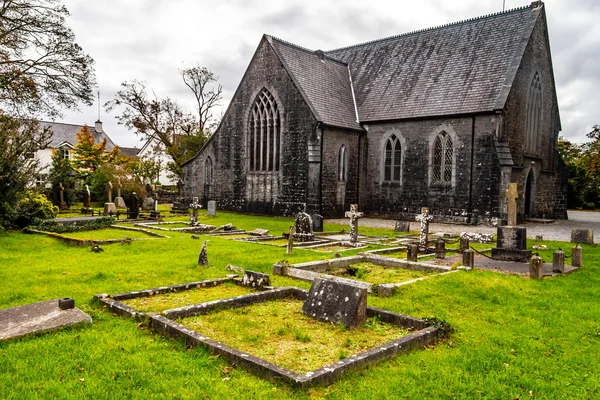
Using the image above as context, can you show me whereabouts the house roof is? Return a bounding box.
[40,121,116,150]
[119,147,140,157]
[268,3,542,127]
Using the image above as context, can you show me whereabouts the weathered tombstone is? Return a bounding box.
[143,196,154,211]
[0,299,92,342]
[129,192,140,219]
[344,204,364,244]
[504,183,518,226]
[103,182,116,216]
[415,207,433,249]
[82,184,91,213]
[106,181,113,203]
[207,200,216,217]
[571,229,594,244]
[58,183,67,210]
[572,245,582,268]
[435,238,445,259]
[312,214,323,233]
[394,220,410,233]
[198,240,208,265]
[407,243,419,262]
[462,249,474,268]
[114,178,126,208]
[553,249,565,273]
[491,226,532,261]
[250,228,269,236]
[286,226,295,255]
[529,254,543,279]
[301,278,367,329]
[241,270,271,288]
[190,197,201,225]
[294,209,314,242]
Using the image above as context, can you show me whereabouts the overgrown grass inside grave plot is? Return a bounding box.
[121,282,257,313]
[311,244,358,252]
[326,262,436,285]
[142,222,193,229]
[56,228,158,240]
[180,297,410,374]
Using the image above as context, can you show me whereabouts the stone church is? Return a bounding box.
[182,1,567,224]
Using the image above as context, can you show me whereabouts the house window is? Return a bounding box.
[338,144,348,181]
[525,72,542,153]
[204,157,213,185]
[432,131,453,184]
[35,174,47,187]
[383,134,402,183]
[60,147,70,160]
[248,88,281,172]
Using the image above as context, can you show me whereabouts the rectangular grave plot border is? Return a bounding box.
[151,287,439,387]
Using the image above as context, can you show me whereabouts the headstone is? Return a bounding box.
[301,278,367,329]
[129,192,140,219]
[106,181,113,203]
[249,228,269,236]
[207,200,216,217]
[435,238,445,259]
[491,226,532,261]
[462,249,474,268]
[407,243,419,262]
[344,204,364,244]
[0,299,92,342]
[312,214,323,232]
[504,183,518,226]
[571,229,594,244]
[286,226,295,255]
[59,183,67,210]
[198,240,208,265]
[190,197,201,225]
[82,185,91,212]
[145,182,153,197]
[572,245,582,268]
[103,202,116,216]
[394,220,410,233]
[294,209,314,242]
[415,207,433,249]
[114,178,126,208]
[529,254,543,279]
[143,197,154,211]
[241,270,271,288]
[150,199,161,219]
[553,249,565,273]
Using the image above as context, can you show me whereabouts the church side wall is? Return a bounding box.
[183,39,317,215]
[502,10,567,220]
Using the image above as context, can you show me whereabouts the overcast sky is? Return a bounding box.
[60,0,599,148]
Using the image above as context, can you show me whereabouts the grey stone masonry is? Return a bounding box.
[241,270,271,289]
[302,278,367,329]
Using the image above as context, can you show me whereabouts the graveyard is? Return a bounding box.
[1,207,600,399]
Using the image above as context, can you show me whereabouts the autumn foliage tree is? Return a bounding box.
[72,125,120,173]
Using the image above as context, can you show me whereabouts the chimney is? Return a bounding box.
[95,120,103,134]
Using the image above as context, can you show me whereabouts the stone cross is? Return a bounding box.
[415,207,433,249]
[59,182,67,209]
[83,185,91,209]
[286,225,296,255]
[505,183,518,226]
[344,204,364,244]
[116,178,121,198]
[106,181,113,203]
[190,197,201,225]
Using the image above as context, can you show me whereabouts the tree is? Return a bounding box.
[47,148,79,207]
[0,0,96,118]
[180,64,222,134]
[72,125,120,173]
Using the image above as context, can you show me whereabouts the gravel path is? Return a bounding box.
[326,210,600,242]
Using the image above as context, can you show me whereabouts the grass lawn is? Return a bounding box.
[0,210,599,399]
[326,262,436,284]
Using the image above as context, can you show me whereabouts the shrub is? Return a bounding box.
[13,191,58,228]
[27,217,115,233]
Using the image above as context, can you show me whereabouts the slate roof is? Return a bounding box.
[40,121,116,150]
[119,147,140,157]
[267,3,541,128]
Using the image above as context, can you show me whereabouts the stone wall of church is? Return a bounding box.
[502,10,567,219]
[182,38,317,215]
[360,115,501,223]
[320,127,362,217]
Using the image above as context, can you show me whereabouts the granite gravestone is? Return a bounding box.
[571,229,594,244]
[241,270,271,288]
[294,210,314,242]
[207,200,216,217]
[312,214,323,232]
[301,278,367,329]
[394,220,410,233]
[491,226,532,261]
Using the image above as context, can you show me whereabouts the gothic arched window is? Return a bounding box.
[204,157,213,184]
[383,134,402,183]
[525,72,542,153]
[248,88,281,172]
[432,131,453,184]
[338,144,348,181]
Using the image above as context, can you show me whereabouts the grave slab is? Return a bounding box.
[0,299,91,342]
[242,270,271,288]
[302,278,367,329]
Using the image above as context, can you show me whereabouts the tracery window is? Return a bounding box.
[525,72,542,153]
[432,131,453,184]
[338,144,348,181]
[204,157,213,184]
[248,88,281,172]
[383,134,402,183]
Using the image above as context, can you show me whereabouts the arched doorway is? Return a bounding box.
[525,170,534,218]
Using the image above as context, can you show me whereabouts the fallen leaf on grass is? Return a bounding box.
[222,377,231,382]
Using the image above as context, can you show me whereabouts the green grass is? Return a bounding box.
[57,228,158,240]
[327,262,435,284]
[180,298,409,373]
[1,212,600,399]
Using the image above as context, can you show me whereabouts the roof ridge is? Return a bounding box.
[326,3,534,53]
[268,35,348,66]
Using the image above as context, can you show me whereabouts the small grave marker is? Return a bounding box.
[529,254,543,279]
[198,240,208,265]
[312,214,323,232]
[82,185,91,213]
[294,208,314,242]
[344,204,364,244]
[241,270,271,288]
[190,197,201,225]
[286,226,295,255]
[207,200,216,216]
[571,229,593,244]
[249,228,269,236]
[301,278,367,329]
[415,207,433,249]
[572,245,582,267]
[394,220,410,232]
[59,182,67,210]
